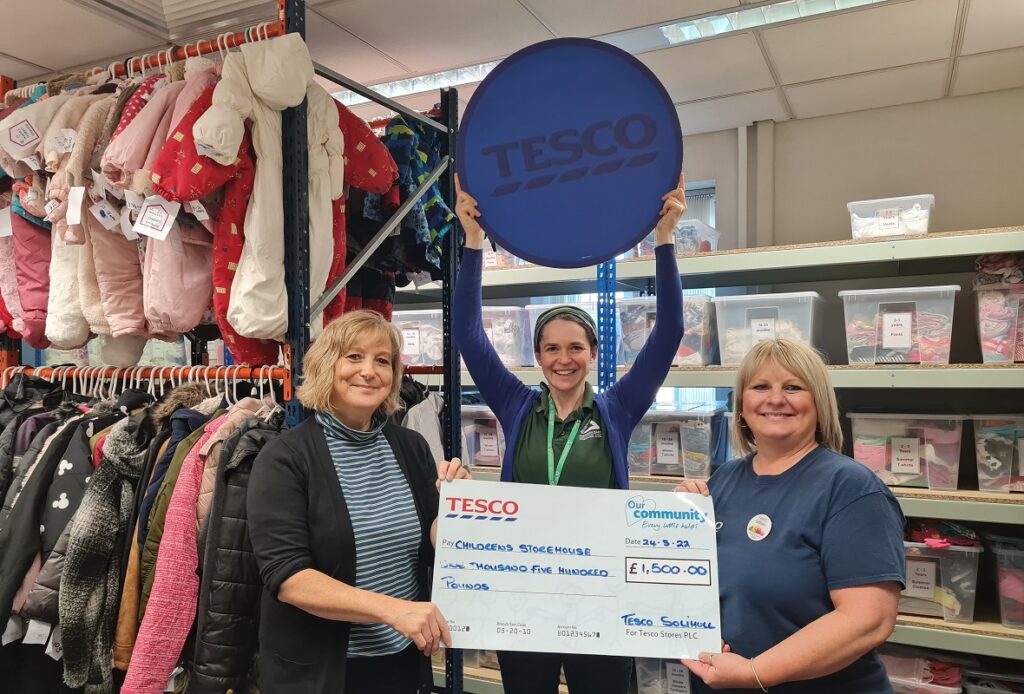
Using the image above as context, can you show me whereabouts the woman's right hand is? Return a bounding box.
[674,479,710,496]
[388,600,452,655]
[454,174,485,249]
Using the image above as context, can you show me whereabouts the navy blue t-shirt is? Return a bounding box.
[694,446,906,694]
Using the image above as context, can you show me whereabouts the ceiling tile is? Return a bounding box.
[0,55,47,80]
[522,0,735,38]
[960,0,1024,55]
[317,0,552,74]
[784,62,947,119]
[307,11,410,85]
[762,0,958,85]
[638,33,775,102]
[4,0,160,74]
[676,89,789,135]
[952,47,1024,97]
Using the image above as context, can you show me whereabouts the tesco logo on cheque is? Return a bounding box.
[445,497,520,522]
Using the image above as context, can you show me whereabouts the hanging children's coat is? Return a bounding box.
[102,80,185,192]
[11,213,52,349]
[0,93,72,164]
[0,234,25,337]
[193,33,339,341]
[150,84,279,365]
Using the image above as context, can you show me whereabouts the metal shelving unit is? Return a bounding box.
[396,226,1024,302]
[890,616,1024,660]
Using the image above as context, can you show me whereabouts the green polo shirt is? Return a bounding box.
[512,383,615,488]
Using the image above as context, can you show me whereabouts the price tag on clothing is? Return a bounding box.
[165,666,183,692]
[132,195,180,241]
[666,662,692,693]
[23,619,52,646]
[66,186,86,226]
[120,206,139,241]
[0,207,12,239]
[89,200,120,231]
[44,199,60,218]
[903,559,937,599]
[2,616,24,645]
[409,271,434,289]
[479,428,500,458]
[44,624,63,661]
[877,207,901,232]
[8,120,41,149]
[124,190,145,215]
[401,328,421,356]
[90,169,108,198]
[655,423,680,466]
[187,200,210,221]
[890,437,921,474]
[55,128,77,154]
[106,182,125,201]
[882,312,913,350]
[20,154,42,171]
[750,318,776,342]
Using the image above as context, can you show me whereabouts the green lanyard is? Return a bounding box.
[547,397,582,486]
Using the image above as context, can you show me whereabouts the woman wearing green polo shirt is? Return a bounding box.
[452,175,688,693]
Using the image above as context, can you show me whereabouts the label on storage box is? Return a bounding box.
[903,559,936,599]
[655,424,680,466]
[401,329,421,356]
[877,207,902,231]
[479,428,500,458]
[890,437,921,474]
[666,662,692,693]
[750,318,776,342]
[482,252,499,268]
[882,312,913,350]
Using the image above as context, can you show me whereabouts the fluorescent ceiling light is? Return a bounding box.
[334,0,889,105]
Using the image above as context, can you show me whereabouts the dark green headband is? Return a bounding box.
[533,305,598,352]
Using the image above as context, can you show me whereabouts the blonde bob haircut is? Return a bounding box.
[297,310,405,417]
[732,338,843,457]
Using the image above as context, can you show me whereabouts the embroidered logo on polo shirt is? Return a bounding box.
[578,420,602,441]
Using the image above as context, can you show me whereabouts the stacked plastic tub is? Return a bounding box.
[627,405,722,479]
[839,286,959,364]
[986,534,1024,630]
[849,413,964,488]
[461,405,504,468]
[712,291,823,366]
[901,540,982,624]
[618,295,716,366]
[971,415,1024,493]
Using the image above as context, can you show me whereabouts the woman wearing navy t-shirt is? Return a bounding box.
[677,338,905,693]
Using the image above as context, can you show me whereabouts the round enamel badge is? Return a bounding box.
[746,514,772,542]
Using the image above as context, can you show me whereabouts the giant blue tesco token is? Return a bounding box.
[457,38,683,268]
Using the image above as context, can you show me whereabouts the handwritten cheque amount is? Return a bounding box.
[431,480,721,658]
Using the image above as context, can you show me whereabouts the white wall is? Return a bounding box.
[681,129,739,250]
[772,87,1024,245]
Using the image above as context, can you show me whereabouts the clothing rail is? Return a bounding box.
[0,365,291,399]
[86,0,286,79]
[314,64,450,135]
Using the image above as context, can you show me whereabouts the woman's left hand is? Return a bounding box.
[682,647,761,690]
[436,457,471,491]
[655,174,688,245]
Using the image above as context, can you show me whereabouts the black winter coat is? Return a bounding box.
[188,419,280,694]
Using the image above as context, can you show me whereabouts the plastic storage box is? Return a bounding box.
[712,291,823,366]
[633,219,720,257]
[636,658,692,694]
[477,306,530,367]
[900,541,982,624]
[619,295,716,367]
[627,405,721,478]
[839,285,959,364]
[987,534,1024,629]
[847,194,934,239]
[975,285,1024,363]
[971,415,1024,493]
[481,244,523,270]
[525,302,597,366]
[462,405,505,468]
[889,678,961,694]
[393,309,444,366]
[964,668,1024,692]
[849,413,964,489]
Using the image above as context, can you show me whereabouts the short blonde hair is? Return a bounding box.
[297,310,405,417]
[732,339,843,456]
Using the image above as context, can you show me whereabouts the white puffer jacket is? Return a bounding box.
[192,33,343,341]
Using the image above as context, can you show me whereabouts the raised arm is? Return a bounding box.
[607,176,687,419]
[451,176,533,424]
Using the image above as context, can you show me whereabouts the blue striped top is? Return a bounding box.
[317,411,422,657]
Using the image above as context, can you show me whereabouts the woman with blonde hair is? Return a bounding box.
[677,338,905,693]
[248,309,469,694]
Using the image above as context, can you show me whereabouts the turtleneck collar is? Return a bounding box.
[317,409,387,443]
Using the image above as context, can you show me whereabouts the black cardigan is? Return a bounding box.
[247,416,440,694]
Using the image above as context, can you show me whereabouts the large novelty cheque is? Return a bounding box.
[432,480,721,659]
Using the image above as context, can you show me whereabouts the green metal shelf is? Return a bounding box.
[397,226,1024,302]
[890,616,1024,660]
[458,364,1024,389]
